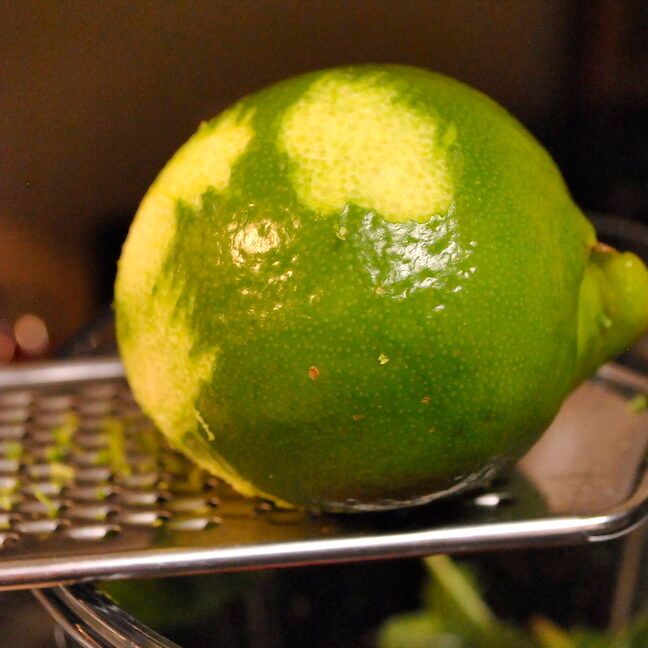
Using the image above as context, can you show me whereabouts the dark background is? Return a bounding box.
[1,0,647,353]
[0,3,647,647]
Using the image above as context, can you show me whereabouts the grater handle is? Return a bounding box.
[34,585,179,648]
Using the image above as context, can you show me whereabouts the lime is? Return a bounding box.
[115,65,648,510]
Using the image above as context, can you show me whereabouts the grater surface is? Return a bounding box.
[0,357,646,591]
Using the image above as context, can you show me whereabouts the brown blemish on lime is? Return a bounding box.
[308,366,320,381]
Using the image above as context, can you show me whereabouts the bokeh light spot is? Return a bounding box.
[14,314,49,357]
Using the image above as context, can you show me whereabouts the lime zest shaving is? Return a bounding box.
[33,488,58,519]
[97,417,131,477]
[50,462,75,485]
[629,394,648,413]
[4,442,23,461]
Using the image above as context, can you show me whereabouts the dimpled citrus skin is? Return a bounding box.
[116,65,648,511]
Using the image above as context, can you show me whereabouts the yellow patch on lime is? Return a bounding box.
[119,278,218,442]
[117,107,255,302]
[116,107,255,448]
[279,73,454,223]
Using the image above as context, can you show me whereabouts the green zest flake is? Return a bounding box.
[4,442,23,461]
[629,394,648,413]
[50,462,75,485]
[0,491,15,511]
[52,413,79,446]
[33,488,58,518]
[47,413,80,462]
[101,417,131,477]
[45,446,65,462]
[95,485,111,501]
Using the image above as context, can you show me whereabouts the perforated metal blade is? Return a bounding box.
[0,357,645,591]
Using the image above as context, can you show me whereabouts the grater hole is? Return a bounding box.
[166,515,222,532]
[78,400,113,417]
[80,383,120,399]
[119,490,161,506]
[119,472,158,489]
[27,463,61,480]
[36,394,75,412]
[75,432,109,449]
[66,503,118,521]
[34,412,70,427]
[0,512,18,530]
[0,425,26,440]
[14,518,66,535]
[65,524,121,542]
[18,498,66,516]
[74,467,112,482]
[72,449,105,467]
[24,481,64,497]
[0,532,20,547]
[31,430,59,446]
[66,484,114,501]
[117,509,170,527]
[0,475,20,490]
[0,409,29,424]
[167,496,218,514]
[0,392,33,408]
[0,458,20,472]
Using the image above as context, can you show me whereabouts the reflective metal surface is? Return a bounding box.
[0,357,645,591]
[34,585,179,648]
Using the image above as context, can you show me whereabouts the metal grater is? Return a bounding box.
[0,357,646,592]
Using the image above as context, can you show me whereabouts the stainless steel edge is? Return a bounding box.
[0,357,125,390]
[588,467,648,542]
[0,514,625,591]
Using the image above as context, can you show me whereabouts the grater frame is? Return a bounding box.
[0,357,645,592]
